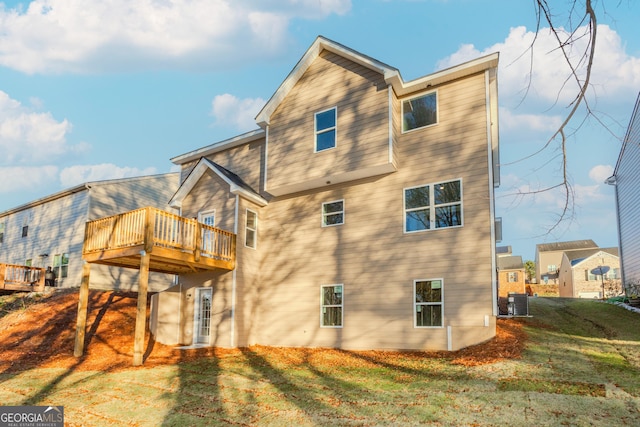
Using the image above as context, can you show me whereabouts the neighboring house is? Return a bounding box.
[497,252,526,297]
[0,173,179,291]
[607,93,640,292]
[558,248,622,298]
[535,240,598,284]
[145,36,501,353]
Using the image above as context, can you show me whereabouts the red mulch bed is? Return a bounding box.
[0,289,527,373]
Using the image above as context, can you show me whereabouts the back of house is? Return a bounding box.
[151,36,501,352]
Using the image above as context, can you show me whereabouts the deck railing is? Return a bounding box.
[83,207,235,264]
[0,263,45,291]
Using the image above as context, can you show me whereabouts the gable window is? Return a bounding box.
[245,209,257,249]
[507,272,518,283]
[321,284,343,327]
[53,253,69,279]
[404,179,462,233]
[402,91,437,132]
[322,200,344,226]
[22,225,28,238]
[315,107,337,152]
[414,279,443,327]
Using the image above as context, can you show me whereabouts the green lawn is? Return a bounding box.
[1,297,639,426]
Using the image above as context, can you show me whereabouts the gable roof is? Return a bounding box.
[566,247,619,266]
[169,157,267,209]
[536,239,598,253]
[497,255,524,270]
[254,35,499,127]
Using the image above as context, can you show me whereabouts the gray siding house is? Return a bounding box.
[146,36,501,352]
[0,173,179,291]
[608,93,640,290]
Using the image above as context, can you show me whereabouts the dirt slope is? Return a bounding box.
[0,289,526,373]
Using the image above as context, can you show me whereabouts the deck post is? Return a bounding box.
[133,250,150,366]
[0,264,5,291]
[74,262,91,357]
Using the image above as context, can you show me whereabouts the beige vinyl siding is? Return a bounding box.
[181,171,237,232]
[161,50,498,351]
[267,50,392,193]
[244,72,495,351]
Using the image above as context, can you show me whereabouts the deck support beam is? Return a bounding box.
[74,262,92,357]
[133,250,150,366]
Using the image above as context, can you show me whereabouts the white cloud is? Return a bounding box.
[59,164,157,187]
[211,94,265,131]
[588,164,614,184]
[439,25,640,108]
[499,107,562,134]
[0,0,352,74]
[0,165,58,193]
[0,90,77,164]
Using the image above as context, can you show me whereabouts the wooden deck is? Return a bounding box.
[0,264,45,292]
[82,207,236,274]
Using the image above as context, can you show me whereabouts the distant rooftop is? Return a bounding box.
[536,239,598,253]
[497,255,524,270]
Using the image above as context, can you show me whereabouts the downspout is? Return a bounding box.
[388,85,394,165]
[485,69,499,317]
[231,195,239,347]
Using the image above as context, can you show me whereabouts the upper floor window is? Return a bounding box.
[322,200,344,227]
[402,91,437,132]
[245,209,257,249]
[315,107,337,152]
[414,279,443,327]
[0,223,4,244]
[507,272,519,283]
[321,284,343,327]
[547,264,557,273]
[21,225,28,238]
[404,179,462,233]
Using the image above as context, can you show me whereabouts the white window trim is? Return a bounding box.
[198,209,216,227]
[401,89,438,134]
[321,199,345,227]
[320,283,343,328]
[314,106,337,153]
[413,278,444,329]
[244,208,258,249]
[403,179,463,234]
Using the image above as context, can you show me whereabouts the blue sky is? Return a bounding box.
[0,0,639,261]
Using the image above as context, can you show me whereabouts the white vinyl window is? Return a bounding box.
[404,179,462,233]
[402,91,437,132]
[507,272,518,283]
[322,200,344,227]
[315,107,337,152]
[245,209,257,249]
[53,253,69,279]
[414,279,443,328]
[199,210,216,254]
[321,284,343,327]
